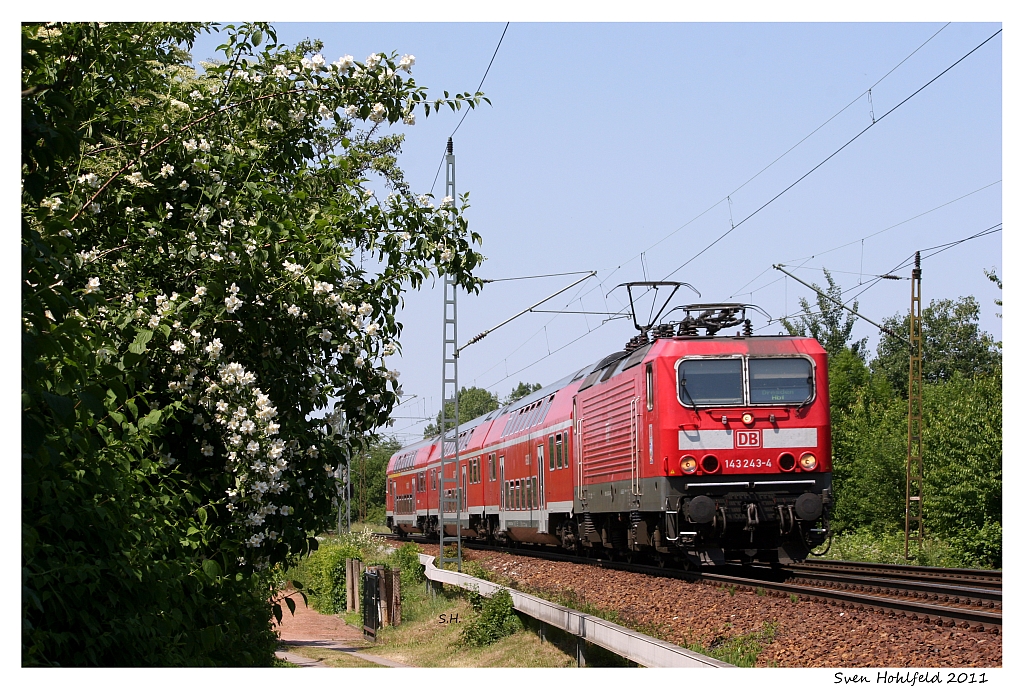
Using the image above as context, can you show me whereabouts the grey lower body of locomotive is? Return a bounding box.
[559,474,832,566]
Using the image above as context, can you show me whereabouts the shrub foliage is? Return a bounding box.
[22,22,485,665]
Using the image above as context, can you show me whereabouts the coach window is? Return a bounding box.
[646,363,654,411]
[515,480,522,510]
[677,357,743,407]
[548,436,555,470]
[748,357,813,405]
[432,470,437,490]
[555,433,563,469]
[488,453,495,481]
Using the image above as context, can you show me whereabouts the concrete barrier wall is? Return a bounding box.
[418,553,732,668]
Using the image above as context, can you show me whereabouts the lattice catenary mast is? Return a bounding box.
[905,251,924,558]
[438,137,462,572]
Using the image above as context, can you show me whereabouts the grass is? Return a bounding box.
[278,645,383,668]
[280,556,576,668]
[812,528,991,568]
[701,622,779,667]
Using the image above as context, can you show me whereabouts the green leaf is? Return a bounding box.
[137,408,161,429]
[42,391,75,423]
[285,596,296,615]
[197,506,208,525]
[202,559,222,578]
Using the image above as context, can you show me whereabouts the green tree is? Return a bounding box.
[781,269,867,359]
[871,296,1000,397]
[349,436,399,523]
[504,381,542,405]
[422,386,500,437]
[984,268,1001,318]
[22,22,486,665]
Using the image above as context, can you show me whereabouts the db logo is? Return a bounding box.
[735,430,761,448]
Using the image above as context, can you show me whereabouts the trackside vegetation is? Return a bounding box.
[784,271,1001,568]
[22,21,487,665]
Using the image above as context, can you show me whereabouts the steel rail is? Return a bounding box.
[781,570,1001,604]
[391,535,1000,630]
[793,560,1002,587]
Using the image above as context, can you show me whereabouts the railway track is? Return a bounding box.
[391,534,1001,632]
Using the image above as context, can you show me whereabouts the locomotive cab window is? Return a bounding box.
[678,357,743,407]
[749,358,813,404]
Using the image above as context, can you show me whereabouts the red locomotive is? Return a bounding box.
[386,293,832,566]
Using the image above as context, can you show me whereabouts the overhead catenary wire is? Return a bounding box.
[582,23,955,289]
[429,28,999,407]
[568,28,999,327]
[660,28,1002,285]
[729,179,1001,299]
[429,22,510,195]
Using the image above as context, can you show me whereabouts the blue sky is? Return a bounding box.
[189,22,1003,443]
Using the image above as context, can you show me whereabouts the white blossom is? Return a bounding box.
[311,53,326,70]
[273,64,290,78]
[89,202,101,214]
[333,55,354,72]
[41,197,63,212]
[344,104,358,118]
[170,340,185,353]
[83,277,101,294]
[159,163,175,178]
[398,54,415,73]
[403,111,415,125]
[205,338,224,359]
[78,172,101,188]
[369,103,386,123]
[365,53,382,70]
[287,304,300,317]
[318,103,332,119]
[225,295,243,313]
[201,442,214,457]
[319,329,332,342]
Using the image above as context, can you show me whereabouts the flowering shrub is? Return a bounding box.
[22,22,485,665]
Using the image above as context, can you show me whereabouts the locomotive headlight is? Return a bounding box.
[799,452,818,471]
[741,412,754,425]
[680,456,698,474]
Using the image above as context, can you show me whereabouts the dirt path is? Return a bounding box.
[274,592,412,668]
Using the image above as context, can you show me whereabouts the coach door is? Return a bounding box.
[460,464,467,512]
[537,443,546,508]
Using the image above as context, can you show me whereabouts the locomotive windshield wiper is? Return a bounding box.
[679,377,699,413]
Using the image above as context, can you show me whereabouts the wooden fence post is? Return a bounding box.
[345,558,354,612]
[378,567,390,627]
[354,560,363,613]
[392,570,401,625]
